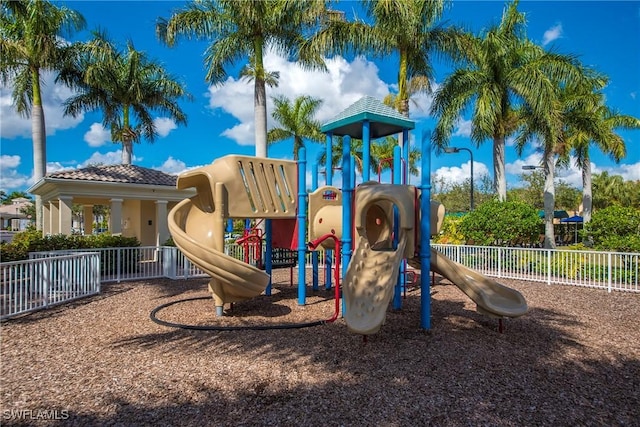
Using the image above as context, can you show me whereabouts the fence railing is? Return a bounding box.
[1,252,100,319]
[2,243,637,319]
[431,244,639,293]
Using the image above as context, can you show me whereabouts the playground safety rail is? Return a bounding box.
[1,252,100,319]
[2,244,637,319]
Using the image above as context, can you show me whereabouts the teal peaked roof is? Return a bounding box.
[321,96,415,139]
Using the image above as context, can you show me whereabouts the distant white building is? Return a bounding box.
[0,197,33,231]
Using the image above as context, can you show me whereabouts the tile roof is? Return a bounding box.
[46,164,177,187]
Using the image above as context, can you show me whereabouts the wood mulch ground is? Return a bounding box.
[1,270,639,426]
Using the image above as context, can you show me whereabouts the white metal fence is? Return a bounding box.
[1,252,100,319]
[1,243,637,319]
[431,244,639,293]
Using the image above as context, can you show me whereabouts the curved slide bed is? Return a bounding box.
[410,249,528,318]
[168,198,270,308]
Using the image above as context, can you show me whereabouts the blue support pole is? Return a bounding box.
[323,134,333,290]
[341,137,352,279]
[265,219,272,295]
[393,145,403,310]
[402,129,409,184]
[342,137,353,317]
[311,162,319,291]
[420,128,432,330]
[362,120,370,182]
[325,132,333,186]
[297,147,308,305]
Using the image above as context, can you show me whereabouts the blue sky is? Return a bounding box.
[1,1,639,195]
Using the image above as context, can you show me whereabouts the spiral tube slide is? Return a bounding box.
[168,198,269,308]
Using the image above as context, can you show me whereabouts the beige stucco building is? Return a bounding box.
[28,165,194,246]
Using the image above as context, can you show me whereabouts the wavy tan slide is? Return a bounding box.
[342,184,415,335]
[409,250,528,318]
[168,155,298,314]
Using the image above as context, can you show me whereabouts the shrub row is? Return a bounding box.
[0,229,140,263]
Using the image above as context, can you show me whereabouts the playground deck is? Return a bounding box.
[1,271,638,426]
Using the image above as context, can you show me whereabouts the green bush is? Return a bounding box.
[583,206,640,252]
[433,215,466,244]
[459,200,540,246]
[0,231,140,263]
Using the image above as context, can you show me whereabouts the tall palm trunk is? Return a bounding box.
[31,68,46,231]
[254,39,267,158]
[493,136,507,201]
[543,151,556,249]
[122,139,133,165]
[581,158,593,224]
[121,105,133,164]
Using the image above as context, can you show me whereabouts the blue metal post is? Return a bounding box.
[341,136,352,279]
[325,133,333,186]
[324,133,333,290]
[420,129,432,329]
[362,120,370,182]
[402,129,409,184]
[393,145,403,310]
[265,219,272,295]
[297,147,307,305]
[311,162,319,291]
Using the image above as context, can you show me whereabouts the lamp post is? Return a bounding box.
[444,147,474,211]
[522,165,543,171]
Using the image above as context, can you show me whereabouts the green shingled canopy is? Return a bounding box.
[320,96,415,139]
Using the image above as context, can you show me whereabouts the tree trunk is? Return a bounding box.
[31,70,46,232]
[543,152,556,249]
[581,159,592,224]
[122,139,133,165]
[493,136,507,201]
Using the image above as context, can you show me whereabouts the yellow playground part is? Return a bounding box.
[168,155,297,314]
[168,154,526,332]
[342,183,415,335]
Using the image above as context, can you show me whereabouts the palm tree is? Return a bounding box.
[567,92,639,223]
[0,0,85,230]
[317,135,421,182]
[431,0,587,202]
[59,32,189,164]
[306,0,462,118]
[267,95,324,160]
[592,172,626,210]
[157,0,327,159]
[515,69,605,248]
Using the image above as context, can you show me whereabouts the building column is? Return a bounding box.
[155,200,169,246]
[42,202,51,236]
[83,205,94,235]
[110,198,123,235]
[58,196,73,235]
[49,201,60,234]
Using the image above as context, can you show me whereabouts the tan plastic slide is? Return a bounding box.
[168,155,298,313]
[342,184,415,335]
[410,250,529,318]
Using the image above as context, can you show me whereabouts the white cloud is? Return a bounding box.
[0,155,31,191]
[505,153,544,176]
[77,150,139,167]
[84,123,111,147]
[542,23,563,46]
[153,117,178,137]
[155,156,188,175]
[452,118,472,137]
[433,160,490,186]
[0,71,84,139]
[206,51,391,146]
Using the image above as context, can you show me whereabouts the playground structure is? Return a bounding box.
[167,96,528,334]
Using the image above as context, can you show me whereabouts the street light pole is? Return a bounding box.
[444,147,474,211]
